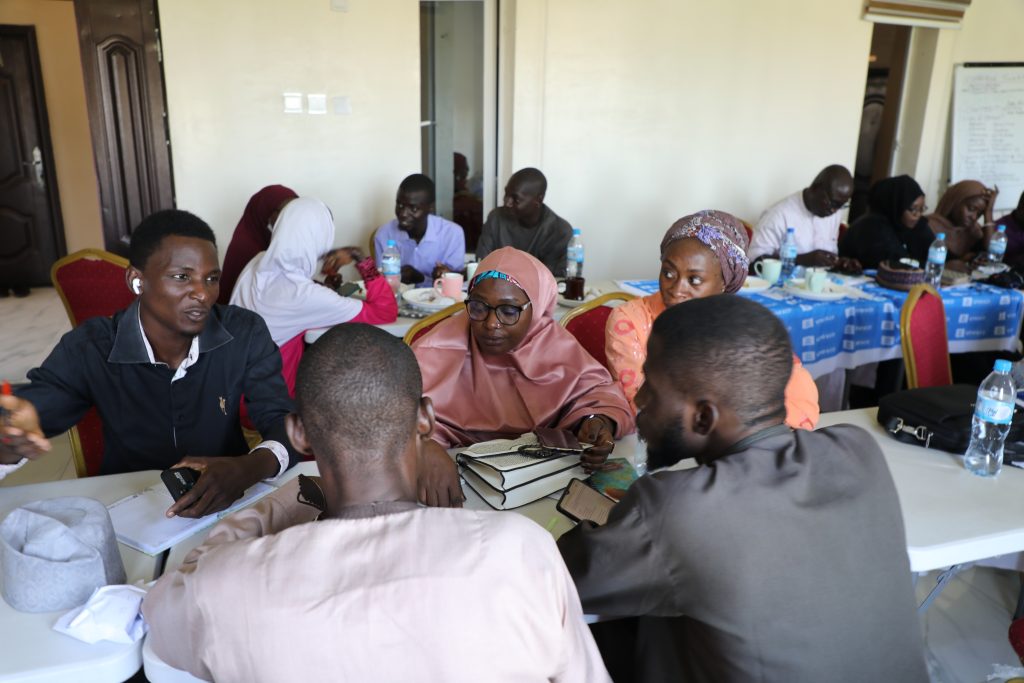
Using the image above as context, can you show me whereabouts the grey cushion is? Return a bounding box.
[0,497,126,613]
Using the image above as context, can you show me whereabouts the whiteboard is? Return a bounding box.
[950,64,1024,213]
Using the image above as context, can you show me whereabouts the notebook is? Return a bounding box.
[107,481,277,555]
[461,464,586,510]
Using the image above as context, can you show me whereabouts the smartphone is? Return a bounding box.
[556,478,617,526]
[535,427,582,452]
[161,467,201,501]
[338,281,361,297]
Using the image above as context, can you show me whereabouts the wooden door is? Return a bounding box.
[75,0,174,256]
[0,26,66,287]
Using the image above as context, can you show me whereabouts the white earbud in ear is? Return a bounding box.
[131,278,142,295]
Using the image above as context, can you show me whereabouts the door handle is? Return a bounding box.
[31,146,44,188]
[20,147,45,188]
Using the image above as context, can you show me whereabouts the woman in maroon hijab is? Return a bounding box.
[218,185,298,304]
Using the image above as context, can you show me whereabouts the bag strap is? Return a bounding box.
[882,415,934,448]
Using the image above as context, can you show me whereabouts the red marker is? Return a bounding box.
[1,380,10,427]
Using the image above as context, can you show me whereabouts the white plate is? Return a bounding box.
[742,276,771,291]
[783,280,855,301]
[971,263,1010,280]
[402,287,466,312]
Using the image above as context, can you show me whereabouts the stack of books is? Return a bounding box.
[458,434,586,510]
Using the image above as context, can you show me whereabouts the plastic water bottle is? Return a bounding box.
[381,239,401,293]
[964,359,1016,477]
[779,227,798,281]
[924,232,947,288]
[566,229,584,278]
[988,225,1008,263]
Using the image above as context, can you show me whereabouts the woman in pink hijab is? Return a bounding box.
[413,247,635,466]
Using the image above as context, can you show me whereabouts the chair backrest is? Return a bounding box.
[403,303,464,345]
[50,249,134,327]
[69,408,105,478]
[901,284,952,389]
[560,292,636,370]
[51,249,133,477]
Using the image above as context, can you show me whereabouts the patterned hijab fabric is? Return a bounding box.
[660,210,750,293]
[469,269,526,294]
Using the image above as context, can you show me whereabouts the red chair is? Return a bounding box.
[560,292,636,370]
[900,284,952,389]
[403,303,464,346]
[50,249,135,476]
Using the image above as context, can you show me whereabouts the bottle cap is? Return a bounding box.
[936,233,945,240]
[572,228,581,235]
[387,240,396,247]
[999,225,1007,233]
[995,359,1012,373]
[786,226,795,233]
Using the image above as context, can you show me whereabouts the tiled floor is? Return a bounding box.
[0,286,70,383]
[0,287,76,484]
[3,289,1024,681]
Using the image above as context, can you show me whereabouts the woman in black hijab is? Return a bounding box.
[839,175,935,269]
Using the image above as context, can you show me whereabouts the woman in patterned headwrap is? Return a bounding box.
[605,209,819,429]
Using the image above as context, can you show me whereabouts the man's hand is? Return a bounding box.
[401,264,426,285]
[832,256,863,275]
[166,451,277,518]
[322,247,365,276]
[0,395,51,464]
[431,262,451,281]
[795,250,838,268]
[575,415,616,472]
[418,439,463,507]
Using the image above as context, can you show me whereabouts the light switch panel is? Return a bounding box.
[283,93,303,114]
[332,96,352,115]
[308,93,328,115]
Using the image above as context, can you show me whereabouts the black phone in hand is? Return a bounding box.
[161,467,200,501]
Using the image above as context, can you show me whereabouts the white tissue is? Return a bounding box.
[53,584,148,644]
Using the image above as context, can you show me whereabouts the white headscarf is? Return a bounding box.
[230,197,363,345]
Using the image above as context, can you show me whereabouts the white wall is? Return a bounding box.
[158,0,421,254]
[897,0,1024,213]
[505,0,873,280]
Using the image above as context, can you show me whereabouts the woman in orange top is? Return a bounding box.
[605,210,820,430]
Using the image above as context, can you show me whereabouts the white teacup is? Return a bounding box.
[434,272,464,299]
[465,262,479,282]
[754,258,782,284]
[805,268,828,293]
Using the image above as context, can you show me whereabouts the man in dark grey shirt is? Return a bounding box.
[558,295,927,683]
[475,167,573,276]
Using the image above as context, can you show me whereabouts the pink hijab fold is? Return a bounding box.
[413,247,635,447]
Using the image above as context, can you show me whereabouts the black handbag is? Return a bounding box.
[876,384,1024,459]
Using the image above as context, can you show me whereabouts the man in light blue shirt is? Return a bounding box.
[374,174,466,285]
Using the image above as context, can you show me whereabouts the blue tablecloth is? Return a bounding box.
[615,279,1024,378]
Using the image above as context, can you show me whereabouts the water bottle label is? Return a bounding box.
[927,248,946,265]
[782,245,797,259]
[975,396,1014,425]
[991,240,1007,256]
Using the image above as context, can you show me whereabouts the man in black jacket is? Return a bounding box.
[0,210,297,518]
